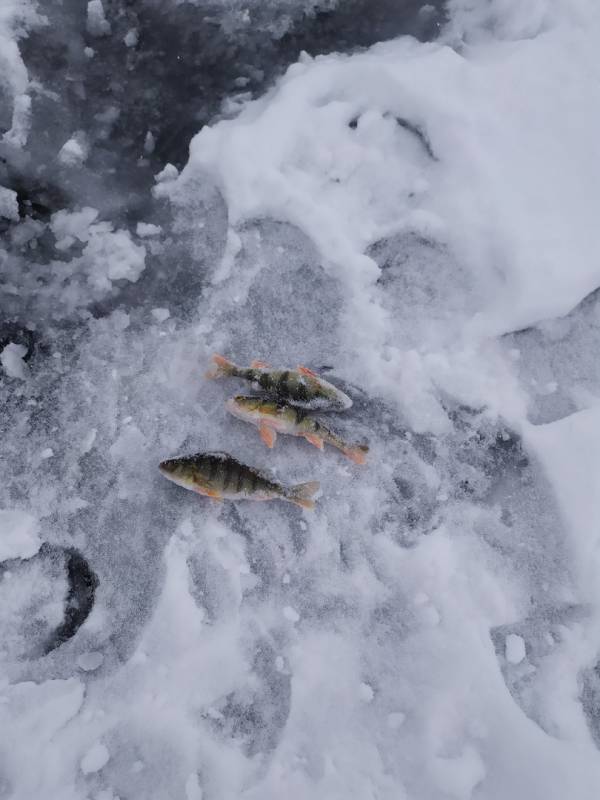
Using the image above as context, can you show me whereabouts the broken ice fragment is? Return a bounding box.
[1,342,28,380]
[0,186,19,220]
[58,133,89,166]
[505,633,526,664]
[86,0,111,37]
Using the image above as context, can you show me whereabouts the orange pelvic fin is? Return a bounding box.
[304,433,324,451]
[198,487,223,500]
[251,359,270,369]
[259,422,277,448]
[343,444,369,465]
[297,365,318,378]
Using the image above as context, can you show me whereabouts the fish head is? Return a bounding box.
[227,395,267,420]
[159,456,200,490]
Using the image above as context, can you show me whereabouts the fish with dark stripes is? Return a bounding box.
[226,396,368,464]
[205,354,352,411]
[159,451,320,509]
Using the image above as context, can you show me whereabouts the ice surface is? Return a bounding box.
[3,0,600,798]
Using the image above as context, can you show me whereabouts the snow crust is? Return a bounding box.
[3,1,600,799]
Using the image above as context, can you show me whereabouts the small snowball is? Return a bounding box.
[0,509,41,561]
[282,572,291,585]
[40,448,54,460]
[123,28,138,47]
[137,222,162,238]
[87,0,111,37]
[359,682,374,702]
[505,634,526,664]
[0,186,19,221]
[84,46,95,58]
[1,342,28,380]
[80,742,110,774]
[283,606,300,623]
[151,308,170,322]
[387,711,406,730]
[77,652,104,672]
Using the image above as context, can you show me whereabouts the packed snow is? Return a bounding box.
[2,0,600,798]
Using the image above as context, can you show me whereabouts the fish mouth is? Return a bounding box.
[159,459,176,475]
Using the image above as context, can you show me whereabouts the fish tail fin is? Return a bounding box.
[205,353,237,379]
[325,429,369,465]
[343,443,369,465]
[288,480,320,510]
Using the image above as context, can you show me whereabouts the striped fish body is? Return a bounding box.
[226,397,369,465]
[159,452,319,509]
[207,355,352,411]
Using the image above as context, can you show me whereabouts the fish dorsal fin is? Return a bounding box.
[251,360,270,369]
[297,365,318,378]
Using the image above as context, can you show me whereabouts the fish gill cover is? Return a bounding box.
[2,0,600,797]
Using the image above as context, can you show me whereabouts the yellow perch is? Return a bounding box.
[206,354,352,411]
[159,451,319,509]
[226,396,369,465]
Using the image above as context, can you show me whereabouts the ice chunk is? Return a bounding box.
[136,222,162,237]
[1,342,28,380]
[86,0,111,37]
[124,28,138,47]
[154,163,179,183]
[81,742,110,774]
[58,132,89,166]
[77,651,104,672]
[151,307,170,322]
[505,633,526,664]
[0,186,19,220]
[84,228,146,289]
[0,509,41,561]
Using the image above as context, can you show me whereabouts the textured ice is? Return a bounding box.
[3,0,600,798]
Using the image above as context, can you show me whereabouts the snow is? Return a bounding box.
[4,0,600,798]
[0,509,41,561]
